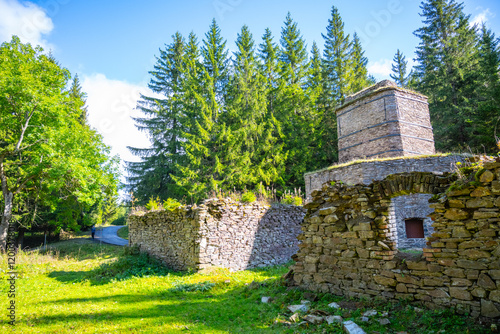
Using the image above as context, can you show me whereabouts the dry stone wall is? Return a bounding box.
[305,154,467,202]
[128,198,305,271]
[290,162,500,320]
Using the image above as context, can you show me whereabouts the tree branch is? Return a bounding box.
[14,104,37,153]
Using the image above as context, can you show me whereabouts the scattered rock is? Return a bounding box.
[342,320,367,334]
[381,311,389,317]
[378,318,391,325]
[414,307,424,313]
[363,309,377,317]
[224,279,230,284]
[304,315,324,324]
[289,313,300,323]
[300,300,311,305]
[287,304,309,313]
[360,316,369,322]
[328,302,341,309]
[325,315,343,325]
[261,296,271,303]
[303,292,318,301]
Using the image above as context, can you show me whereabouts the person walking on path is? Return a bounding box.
[91,225,96,240]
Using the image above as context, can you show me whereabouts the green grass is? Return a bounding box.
[117,226,128,240]
[0,239,491,333]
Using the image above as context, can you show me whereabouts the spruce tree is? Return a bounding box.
[350,32,374,93]
[225,25,284,189]
[322,5,352,107]
[473,24,500,151]
[390,49,410,87]
[173,20,231,201]
[414,0,480,152]
[69,74,88,125]
[126,32,187,203]
[276,13,315,188]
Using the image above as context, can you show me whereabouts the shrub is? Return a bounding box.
[241,191,256,203]
[145,196,161,211]
[170,281,216,292]
[281,194,302,206]
[163,198,182,211]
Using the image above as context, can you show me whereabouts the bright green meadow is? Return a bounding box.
[0,239,491,333]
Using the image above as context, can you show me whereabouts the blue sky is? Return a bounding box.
[1,0,499,177]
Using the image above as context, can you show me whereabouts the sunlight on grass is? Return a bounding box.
[0,239,491,333]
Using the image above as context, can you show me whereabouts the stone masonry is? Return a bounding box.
[305,154,467,202]
[336,80,435,163]
[290,161,500,319]
[128,198,305,271]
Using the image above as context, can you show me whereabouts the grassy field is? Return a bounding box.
[0,239,491,333]
[117,226,129,240]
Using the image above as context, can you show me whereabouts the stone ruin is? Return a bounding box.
[293,80,500,320]
[306,80,466,249]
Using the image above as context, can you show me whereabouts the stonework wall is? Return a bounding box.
[290,163,500,319]
[305,154,467,201]
[128,198,305,271]
[336,80,435,163]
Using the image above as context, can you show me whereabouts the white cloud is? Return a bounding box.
[368,58,392,79]
[81,74,151,168]
[470,8,493,27]
[0,0,54,49]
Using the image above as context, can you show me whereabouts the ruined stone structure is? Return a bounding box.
[290,163,500,319]
[336,80,435,163]
[128,198,305,271]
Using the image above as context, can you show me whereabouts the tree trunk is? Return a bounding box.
[0,191,14,249]
[17,228,24,250]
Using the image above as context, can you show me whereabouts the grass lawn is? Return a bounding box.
[117,226,129,240]
[0,239,491,333]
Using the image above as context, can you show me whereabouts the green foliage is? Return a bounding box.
[281,193,303,206]
[145,196,162,211]
[241,191,257,203]
[390,49,411,87]
[0,36,119,246]
[163,198,182,211]
[171,281,216,292]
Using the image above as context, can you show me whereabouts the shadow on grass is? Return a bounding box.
[48,250,187,285]
[32,279,294,333]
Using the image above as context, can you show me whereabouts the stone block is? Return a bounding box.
[452,227,471,238]
[466,198,494,208]
[470,187,491,197]
[481,299,500,318]
[444,208,469,220]
[473,211,499,219]
[448,199,465,208]
[479,170,494,183]
[459,249,491,260]
[324,214,339,223]
[477,273,496,290]
[374,276,397,287]
[449,287,473,300]
[406,261,428,271]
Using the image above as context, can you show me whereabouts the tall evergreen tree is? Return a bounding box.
[69,74,88,125]
[225,25,284,189]
[173,20,231,201]
[126,32,187,203]
[322,5,352,107]
[276,13,316,188]
[414,0,480,152]
[473,24,500,151]
[350,32,374,93]
[390,49,410,87]
[279,12,308,85]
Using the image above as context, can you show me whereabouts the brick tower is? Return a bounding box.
[336,80,435,163]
